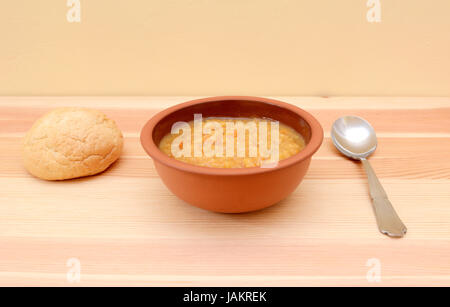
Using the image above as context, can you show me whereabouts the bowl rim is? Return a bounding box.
[140,96,324,176]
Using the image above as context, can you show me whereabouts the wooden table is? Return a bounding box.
[1,97,449,286]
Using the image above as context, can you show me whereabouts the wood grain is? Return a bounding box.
[0,97,449,286]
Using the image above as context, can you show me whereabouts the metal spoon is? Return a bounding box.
[331,116,407,238]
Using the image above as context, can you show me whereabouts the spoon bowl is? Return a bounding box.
[331,116,377,160]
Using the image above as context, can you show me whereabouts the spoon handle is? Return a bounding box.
[360,158,407,237]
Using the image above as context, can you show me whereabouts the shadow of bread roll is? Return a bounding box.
[23,107,124,180]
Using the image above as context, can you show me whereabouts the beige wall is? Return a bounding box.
[1,0,449,96]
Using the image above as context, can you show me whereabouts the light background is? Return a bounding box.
[1,0,449,96]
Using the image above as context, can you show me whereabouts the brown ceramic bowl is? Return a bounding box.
[140,96,323,213]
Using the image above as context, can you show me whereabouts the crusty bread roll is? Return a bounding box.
[23,107,123,180]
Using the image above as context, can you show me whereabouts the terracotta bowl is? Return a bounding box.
[140,96,323,213]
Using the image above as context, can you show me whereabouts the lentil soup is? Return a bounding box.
[158,117,305,168]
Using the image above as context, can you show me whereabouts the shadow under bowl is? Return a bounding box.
[140,96,323,213]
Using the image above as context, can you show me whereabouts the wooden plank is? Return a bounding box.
[2,136,450,159]
[2,137,450,179]
[0,177,449,240]
[1,96,449,109]
[0,236,449,286]
[2,106,450,135]
[1,272,449,287]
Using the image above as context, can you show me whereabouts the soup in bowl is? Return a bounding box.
[140,96,323,213]
[158,117,306,168]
